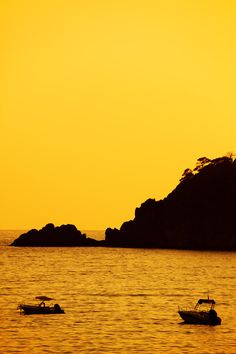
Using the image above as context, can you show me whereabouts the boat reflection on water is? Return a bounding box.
[18,296,65,315]
[178,298,221,325]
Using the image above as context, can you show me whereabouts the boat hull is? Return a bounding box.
[178,310,221,325]
[19,304,65,315]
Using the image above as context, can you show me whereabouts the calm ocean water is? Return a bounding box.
[1,230,236,353]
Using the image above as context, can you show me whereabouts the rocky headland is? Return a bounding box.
[11,155,236,250]
[105,155,236,250]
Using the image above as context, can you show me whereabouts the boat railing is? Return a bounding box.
[178,305,195,312]
[194,302,215,311]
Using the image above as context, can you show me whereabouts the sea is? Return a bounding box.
[1,230,236,354]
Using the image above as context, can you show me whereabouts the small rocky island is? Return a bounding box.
[11,223,100,247]
[11,155,236,250]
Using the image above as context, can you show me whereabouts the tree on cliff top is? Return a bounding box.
[180,154,235,182]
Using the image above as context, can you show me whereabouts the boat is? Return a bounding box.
[178,297,221,325]
[18,296,65,315]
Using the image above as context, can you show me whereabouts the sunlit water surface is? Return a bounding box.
[1,230,236,353]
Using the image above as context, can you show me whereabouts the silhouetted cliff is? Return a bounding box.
[11,155,236,250]
[105,155,236,250]
[11,223,100,247]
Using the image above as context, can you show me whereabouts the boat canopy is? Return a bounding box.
[197,298,215,305]
[35,296,54,301]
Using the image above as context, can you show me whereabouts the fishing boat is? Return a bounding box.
[18,296,65,315]
[178,297,221,325]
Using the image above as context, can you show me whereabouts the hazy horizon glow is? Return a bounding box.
[1,0,235,229]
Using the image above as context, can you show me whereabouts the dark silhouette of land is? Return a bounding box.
[11,155,236,250]
[105,155,236,250]
[11,223,100,247]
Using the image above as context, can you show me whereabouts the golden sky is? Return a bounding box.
[1,0,235,229]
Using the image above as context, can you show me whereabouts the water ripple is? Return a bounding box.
[0,241,236,353]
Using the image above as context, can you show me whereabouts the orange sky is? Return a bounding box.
[1,0,235,229]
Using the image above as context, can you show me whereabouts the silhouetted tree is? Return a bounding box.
[180,168,194,181]
[193,157,211,172]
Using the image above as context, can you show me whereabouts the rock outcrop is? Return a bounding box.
[11,155,236,250]
[105,155,236,250]
[11,223,100,247]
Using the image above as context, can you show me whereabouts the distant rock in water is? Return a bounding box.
[105,155,236,250]
[11,223,100,247]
